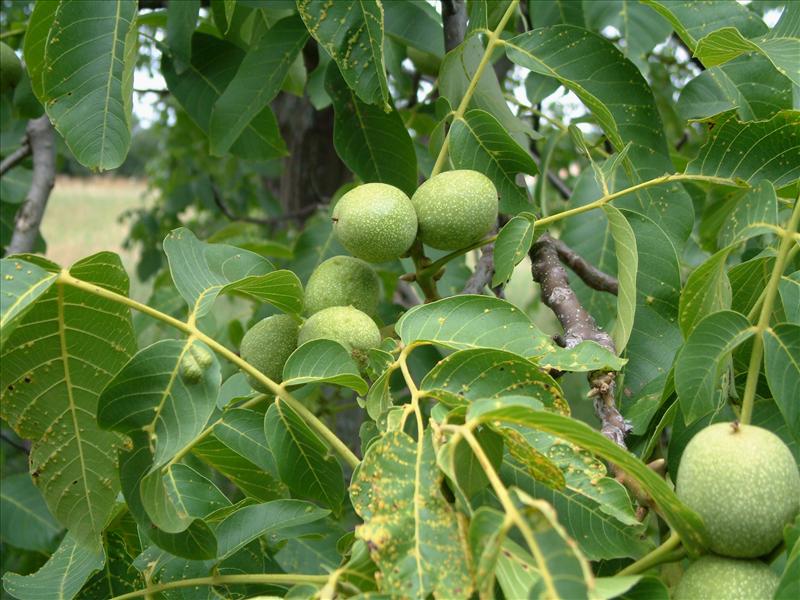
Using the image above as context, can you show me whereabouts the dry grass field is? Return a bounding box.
[41,177,151,299]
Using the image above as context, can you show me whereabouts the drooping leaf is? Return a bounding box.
[2,533,104,600]
[730,254,775,316]
[162,32,288,161]
[538,341,627,373]
[396,295,553,357]
[604,205,637,352]
[0,257,57,345]
[118,431,219,560]
[511,489,594,600]
[525,71,560,104]
[439,35,530,144]
[677,54,794,121]
[0,253,136,546]
[282,339,368,395]
[492,214,535,287]
[419,347,567,413]
[684,110,800,188]
[678,247,734,338]
[264,399,345,514]
[469,507,513,598]
[297,0,390,108]
[166,0,200,73]
[675,310,754,424]
[212,499,329,561]
[779,272,800,324]
[21,0,58,100]
[192,434,287,502]
[448,109,538,214]
[76,531,143,599]
[641,0,767,51]
[776,515,800,600]
[30,0,138,170]
[763,323,800,434]
[445,426,505,499]
[213,408,278,475]
[693,26,800,86]
[350,430,472,598]
[583,0,672,67]
[494,539,540,598]
[503,460,649,561]
[209,15,308,156]
[467,400,709,554]
[383,0,443,57]
[98,339,221,471]
[163,227,303,317]
[619,208,684,396]
[497,427,565,490]
[0,473,61,553]
[718,180,779,248]
[325,65,417,196]
[508,425,642,527]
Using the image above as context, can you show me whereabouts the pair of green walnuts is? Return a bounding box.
[673,422,800,599]
[240,170,499,390]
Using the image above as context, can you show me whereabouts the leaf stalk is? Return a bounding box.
[56,272,360,469]
[739,198,800,425]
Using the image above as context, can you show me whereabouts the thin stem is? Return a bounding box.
[420,234,498,278]
[56,272,360,469]
[535,173,741,228]
[0,27,25,40]
[430,0,520,177]
[618,533,684,576]
[740,199,800,425]
[454,425,560,599]
[746,243,799,323]
[409,239,442,302]
[110,574,329,600]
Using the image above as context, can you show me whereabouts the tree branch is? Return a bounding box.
[441,0,467,53]
[7,116,56,256]
[210,183,322,227]
[0,139,31,176]
[461,240,496,294]
[547,236,618,294]
[529,234,630,448]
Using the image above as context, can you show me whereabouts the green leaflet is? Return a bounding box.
[350,430,472,598]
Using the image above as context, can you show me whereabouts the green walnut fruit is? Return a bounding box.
[411,170,498,250]
[0,42,22,93]
[676,422,800,558]
[305,255,380,316]
[298,306,380,355]
[333,183,418,263]
[240,314,299,392]
[673,555,779,600]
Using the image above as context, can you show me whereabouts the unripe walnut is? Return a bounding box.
[333,183,418,263]
[0,42,22,93]
[240,314,299,392]
[305,256,380,316]
[676,422,800,558]
[298,306,380,356]
[674,555,778,600]
[411,170,498,250]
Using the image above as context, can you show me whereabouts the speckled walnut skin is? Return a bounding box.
[677,422,800,558]
[411,170,498,251]
[333,183,418,263]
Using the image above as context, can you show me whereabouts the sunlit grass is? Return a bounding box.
[41,176,151,299]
